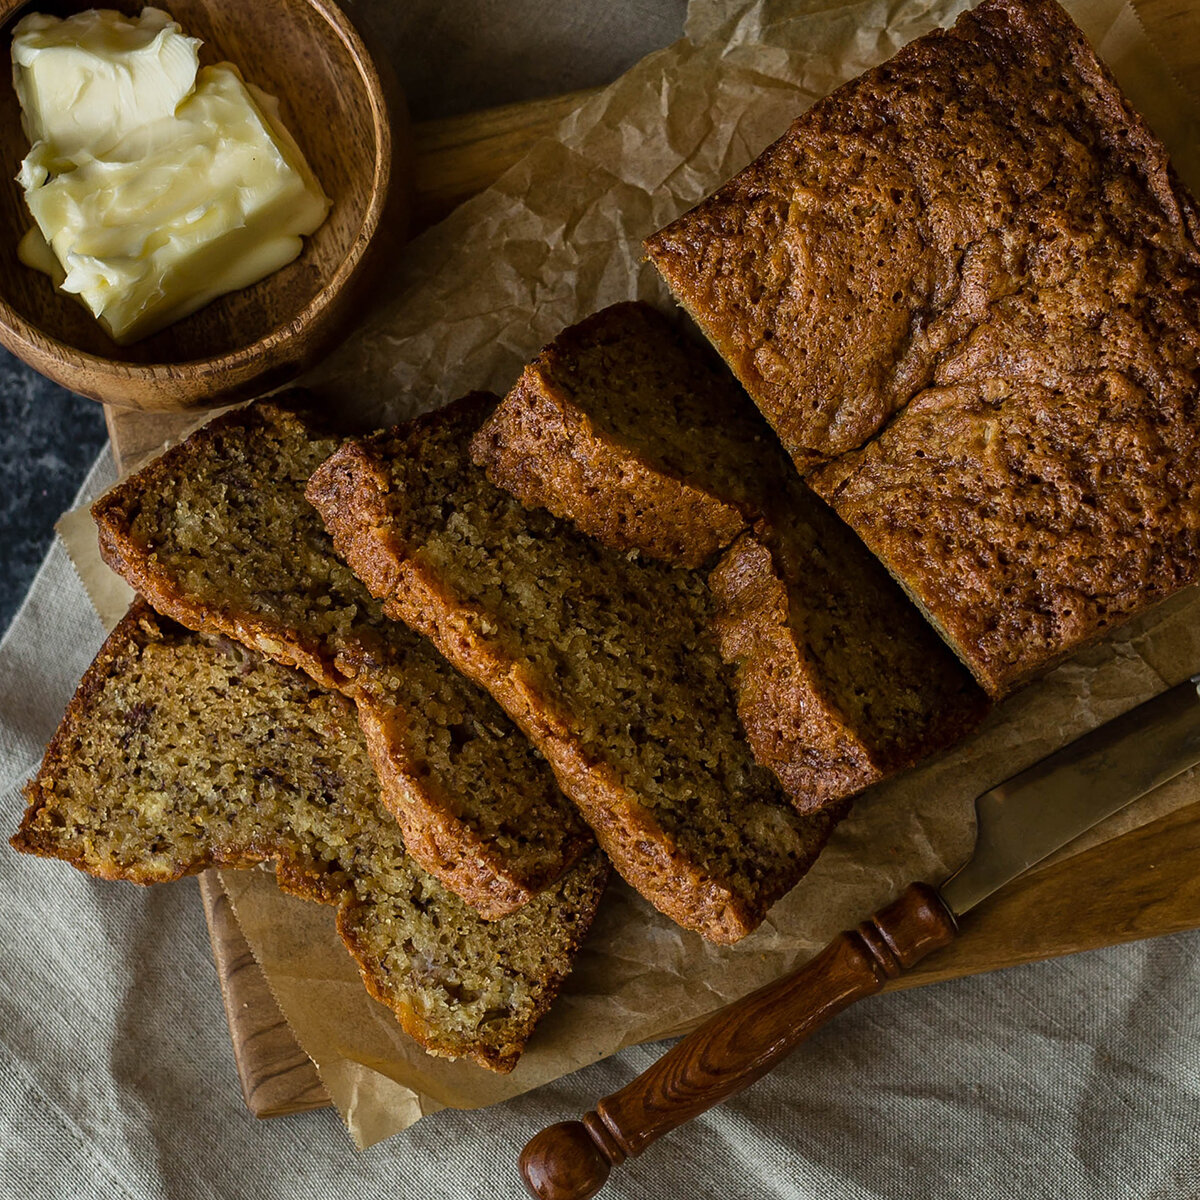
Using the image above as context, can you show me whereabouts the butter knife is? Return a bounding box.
[521,674,1200,1200]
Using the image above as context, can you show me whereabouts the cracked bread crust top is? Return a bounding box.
[647,0,1200,696]
[807,372,1200,697]
[644,0,1200,473]
[308,393,844,945]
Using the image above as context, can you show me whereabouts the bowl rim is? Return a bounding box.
[0,0,392,379]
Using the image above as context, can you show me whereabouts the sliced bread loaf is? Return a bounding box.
[12,605,610,1073]
[91,399,592,918]
[470,307,988,812]
[710,477,990,813]
[308,394,845,945]
[472,301,789,568]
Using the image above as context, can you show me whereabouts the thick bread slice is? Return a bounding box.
[308,394,845,945]
[710,477,990,813]
[11,605,610,1073]
[91,398,592,918]
[472,302,790,568]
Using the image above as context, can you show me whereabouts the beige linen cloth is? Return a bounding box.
[3,0,1200,1195]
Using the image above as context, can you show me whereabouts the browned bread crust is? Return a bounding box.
[808,371,1200,697]
[472,302,788,567]
[710,487,990,812]
[648,0,1200,697]
[309,394,845,945]
[645,0,1200,468]
[90,397,592,916]
[12,604,610,1072]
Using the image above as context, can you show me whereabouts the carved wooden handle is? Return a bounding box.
[520,882,957,1200]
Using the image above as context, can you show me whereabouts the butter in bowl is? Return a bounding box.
[12,6,332,345]
[0,0,400,411]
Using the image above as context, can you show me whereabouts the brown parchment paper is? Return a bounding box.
[60,0,1200,1151]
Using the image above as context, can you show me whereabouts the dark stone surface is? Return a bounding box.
[342,0,686,123]
[0,350,108,640]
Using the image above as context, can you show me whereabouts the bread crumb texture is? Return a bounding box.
[12,606,608,1072]
[90,398,591,917]
[309,395,845,945]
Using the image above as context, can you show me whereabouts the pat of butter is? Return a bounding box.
[12,7,200,165]
[13,8,331,345]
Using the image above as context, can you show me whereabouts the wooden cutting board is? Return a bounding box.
[104,0,1200,1119]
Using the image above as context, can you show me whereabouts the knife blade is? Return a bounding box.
[943,673,1200,914]
[520,673,1200,1200]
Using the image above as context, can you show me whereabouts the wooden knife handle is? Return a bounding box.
[520,882,957,1200]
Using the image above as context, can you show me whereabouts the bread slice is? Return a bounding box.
[472,302,790,568]
[710,477,990,813]
[91,398,592,918]
[11,605,610,1073]
[308,394,845,945]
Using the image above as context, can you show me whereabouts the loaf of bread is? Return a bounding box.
[648,0,1200,696]
[710,476,990,813]
[12,605,609,1072]
[91,399,592,917]
[473,301,790,568]
[308,394,844,945]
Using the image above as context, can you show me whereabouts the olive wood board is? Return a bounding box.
[98,0,1200,1120]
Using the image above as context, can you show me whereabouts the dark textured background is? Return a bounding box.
[0,352,107,635]
[0,0,686,642]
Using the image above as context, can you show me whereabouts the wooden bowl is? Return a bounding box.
[0,0,401,411]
